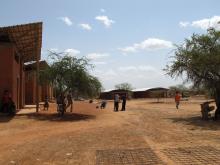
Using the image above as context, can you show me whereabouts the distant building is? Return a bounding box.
[133,87,169,98]
[100,89,132,100]
[99,87,169,100]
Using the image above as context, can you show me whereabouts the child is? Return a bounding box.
[175,91,181,109]
[44,96,49,111]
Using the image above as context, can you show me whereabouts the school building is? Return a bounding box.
[25,61,54,104]
[99,87,169,100]
[0,22,42,111]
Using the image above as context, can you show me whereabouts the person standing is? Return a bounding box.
[121,95,126,111]
[175,91,181,109]
[1,90,15,115]
[66,92,73,112]
[114,94,120,112]
[1,90,10,113]
[44,95,49,111]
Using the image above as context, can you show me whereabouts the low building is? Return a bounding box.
[25,61,53,104]
[100,89,132,100]
[133,87,169,99]
[0,22,42,109]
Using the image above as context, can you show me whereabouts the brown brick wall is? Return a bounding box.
[0,43,25,109]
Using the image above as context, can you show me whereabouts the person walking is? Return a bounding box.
[121,95,126,111]
[175,91,181,109]
[114,94,120,112]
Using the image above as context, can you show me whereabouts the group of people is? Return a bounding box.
[114,94,126,112]
[56,92,73,112]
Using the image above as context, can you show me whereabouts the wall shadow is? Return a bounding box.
[0,113,15,122]
[15,112,96,122]
[166,116,220,130]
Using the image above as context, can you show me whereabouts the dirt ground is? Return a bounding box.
[0,98,220,165]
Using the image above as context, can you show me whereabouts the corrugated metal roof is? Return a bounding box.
[0,22,42,62]
[132,87,169,92]
[132,88,152,92]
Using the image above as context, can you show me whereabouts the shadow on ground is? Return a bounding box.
[167,116,220,130]
[0,114,14,122]
[15,112,96,122]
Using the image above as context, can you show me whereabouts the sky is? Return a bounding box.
[1,0,220,90]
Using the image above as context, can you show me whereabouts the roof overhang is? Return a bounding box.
[25,60,49,71]
[0,22,42,63]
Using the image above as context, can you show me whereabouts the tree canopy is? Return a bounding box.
[40,51,102,98]
[115,82,133,91]
[165,29,220,110]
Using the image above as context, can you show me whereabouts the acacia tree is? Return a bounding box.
[165,29,220,114]
[115,82,133,91]
[114,82,133,99]
[40,51,102,98]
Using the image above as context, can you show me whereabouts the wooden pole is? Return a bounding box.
[35,30,39,112]
[36,58,39,112]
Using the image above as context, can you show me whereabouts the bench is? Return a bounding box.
[200,101,215,120]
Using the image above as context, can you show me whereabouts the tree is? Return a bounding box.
[40,51,102,98]
[169,84,190,97]
[115,82,133,91]
[165,29,220,115]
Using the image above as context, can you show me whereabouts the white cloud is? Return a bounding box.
[95,15,115,28]
[138,65,157,71]
[179,16,220,30]
[91,65,169,89]
[92,61,107,65]
[119,38,173,54]
[118,65,158,72]
[48,48,59,52]
[64,48,80,57]
[192,16,220,30]
[179,21,190,28]
[79,23,92,31]
[58,17,73,26]
[86,53,109,60]
[119,46,137,54]
[100,8,106,13]
[101,69,118,81]
[118,66,137,71]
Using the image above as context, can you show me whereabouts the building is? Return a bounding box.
[100,89,132,100]
[25,61,53,104]
[0,22,42,110]
[132,87,169,98]
[100,87,169,100]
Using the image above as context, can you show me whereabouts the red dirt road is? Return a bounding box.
[0,99,220,165]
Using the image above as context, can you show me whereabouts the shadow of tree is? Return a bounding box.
[148,101,165,104]
[15,112,96,122]
[166,116,220,130]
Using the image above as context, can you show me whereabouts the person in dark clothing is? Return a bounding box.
[114,94,120,112]
[56,93,66,113]
[44,95,49,110]
[1,90,15,115]
[66,92,73,112]
[1,90,10,113]
[121,95,126,111]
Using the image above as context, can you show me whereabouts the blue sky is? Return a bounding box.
[1,0,220,90]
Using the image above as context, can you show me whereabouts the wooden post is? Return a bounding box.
[36,58,39,112]
[35,31,39,112]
